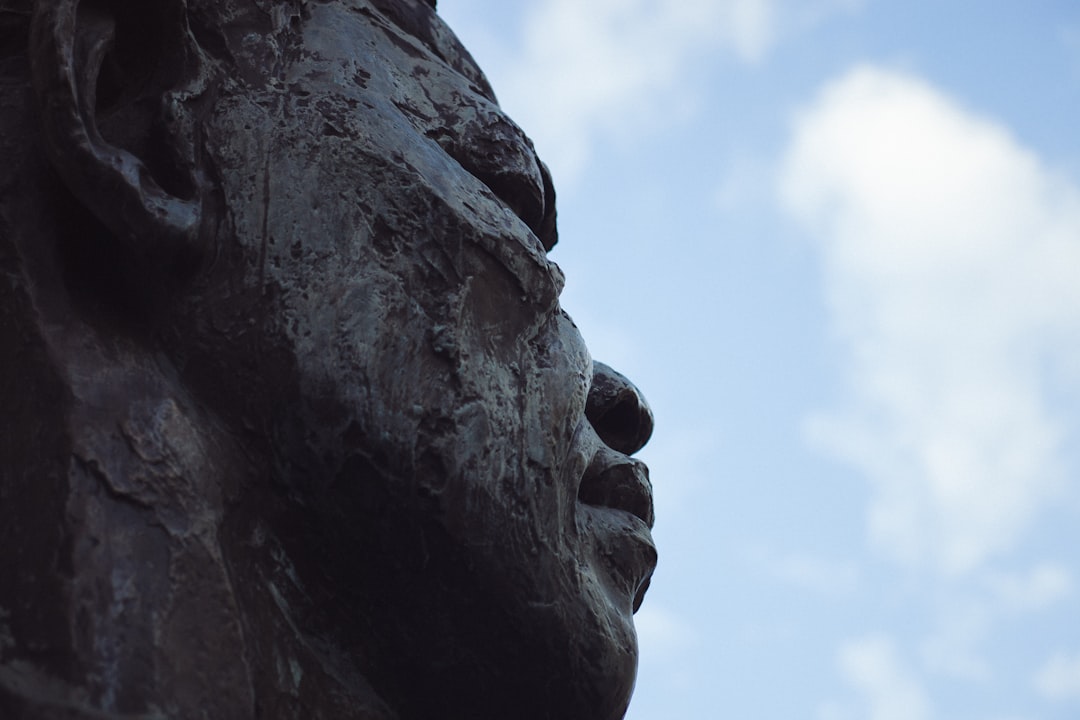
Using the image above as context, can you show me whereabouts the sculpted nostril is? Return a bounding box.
[586,362,654,455]
[590,393,647,455]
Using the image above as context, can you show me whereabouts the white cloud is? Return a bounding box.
[443,0,861,186]
[780,65,1080,576]
[1034,651,1080,701]
[839,634,933,720]
[493,0,776,181]
[919,598,991,682]
[985,562,1073,612]
[914,563,1072,688]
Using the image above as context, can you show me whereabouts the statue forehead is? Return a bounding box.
[0,2,490,102]
[194,0,558,302]
[187,0,493,101]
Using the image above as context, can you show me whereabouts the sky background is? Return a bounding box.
[437,2,1080,718]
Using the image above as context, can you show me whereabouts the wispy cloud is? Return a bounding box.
[494,0,776,182]
[918,597,992,682]
[1034,651,1080,701]
[838,634,933,720]
[444,0,860,186]
[779,65,1080,576]
[913,562,1073,689]
[985,562,1073,612]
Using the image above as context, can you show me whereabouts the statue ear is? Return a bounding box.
[30,0,205,272]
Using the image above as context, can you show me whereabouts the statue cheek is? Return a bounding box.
[414,311,590,551]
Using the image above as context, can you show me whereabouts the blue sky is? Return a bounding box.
[437,2,1080,718]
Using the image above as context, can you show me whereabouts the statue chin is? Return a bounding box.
[0,2,656,719]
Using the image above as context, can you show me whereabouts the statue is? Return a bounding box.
[0,1,656,718]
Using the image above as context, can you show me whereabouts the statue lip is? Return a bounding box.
[578,475,657,614]
[571,428,657,612]
[577,449,655,530]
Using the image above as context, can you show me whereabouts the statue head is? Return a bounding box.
[0,2,656,718]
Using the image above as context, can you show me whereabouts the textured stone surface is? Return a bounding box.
[0,1,656,718]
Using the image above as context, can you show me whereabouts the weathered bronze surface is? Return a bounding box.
[0,1,656,718]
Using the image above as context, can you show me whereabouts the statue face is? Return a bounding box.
[190,2,655,716]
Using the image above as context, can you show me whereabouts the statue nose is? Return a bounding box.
[586,362,654,456]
